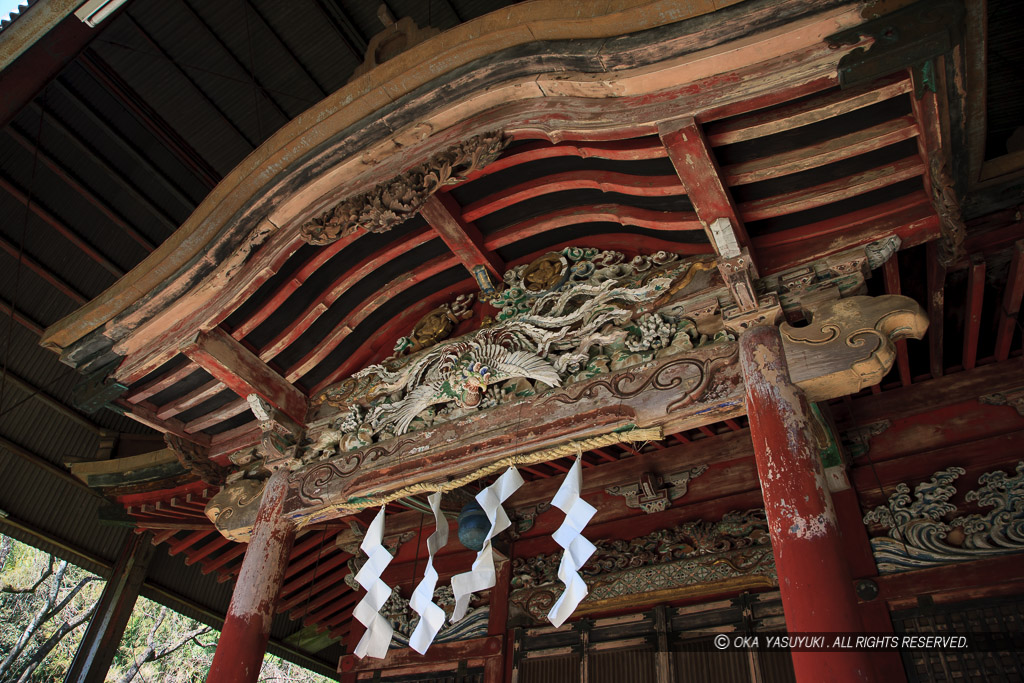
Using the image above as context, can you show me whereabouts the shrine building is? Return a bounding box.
[1,0,1023,681]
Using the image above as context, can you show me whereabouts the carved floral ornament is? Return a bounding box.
[299,131,511,245]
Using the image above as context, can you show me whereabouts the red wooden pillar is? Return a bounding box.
[739,324,876,683]
[207,468,295,683]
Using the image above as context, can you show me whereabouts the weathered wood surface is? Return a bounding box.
[289,342,745,526]
[41,0,864,385]
[419,193,504,283]
[180,326,306,424]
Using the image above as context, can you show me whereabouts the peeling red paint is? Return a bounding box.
[207,468,294,683]
[739,325,875,682]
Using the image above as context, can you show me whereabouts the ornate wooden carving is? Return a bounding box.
[204,478,266,543]
[300,132,511,245]
[164,433,227,486]
[509,509,774,622]
[863,462,1024,573]
[781,294,928,401]
[929,158,967,267]
[605,466,707,514]
[980,387,1024,417]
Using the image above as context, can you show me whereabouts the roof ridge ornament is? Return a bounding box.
[300,132,512,245]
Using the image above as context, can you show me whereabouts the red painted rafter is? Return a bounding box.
[704,72,912,146]
[230,232,362,339]
[722,116,919,186]
[484,204,702,249]
[127,364,201,404]
[183,398,249,434]
[995,240,1024,361]
[963,255,986,371]
[181,327,306,424]
[156,380,225,420]
[461,171,685,223]
[459,137,667,184]
[420,193,504,284]
[882,256,912,387]
[738,157,924,222]
[257,229,437,362]
[659,117,750,254]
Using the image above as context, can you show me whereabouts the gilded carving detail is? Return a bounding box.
[300,132,511,245]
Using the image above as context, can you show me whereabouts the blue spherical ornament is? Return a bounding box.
[457,500,491,551]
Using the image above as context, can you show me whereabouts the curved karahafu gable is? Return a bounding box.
[40,0,865,386]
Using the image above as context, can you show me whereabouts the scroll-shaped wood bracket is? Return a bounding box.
[204,478,266,543]
[782,295,928,402]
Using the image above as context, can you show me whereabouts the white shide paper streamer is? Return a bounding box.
[352,506,395,659]
[408,492,449,653]
[450,467,524,622]
[547,457,596,627]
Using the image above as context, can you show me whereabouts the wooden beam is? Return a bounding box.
[156,380,225,420]
[420,193,504,285]
[995,240,1024,361]
[866,551,1024,604]
[120,400,211,446]
[926,241,946,379]
[180,327,307,425]
[339,635,502,675]
[183,398,250,435]
[836,358,1024,428]
[882,255,912,387]
[705,72,912,146]
[963,255,986,371]
[658,117,750,254]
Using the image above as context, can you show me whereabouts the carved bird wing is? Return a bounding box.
[390,380,448,435]
[475,344,562,387]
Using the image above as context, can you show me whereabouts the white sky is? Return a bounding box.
[1,1,29,23]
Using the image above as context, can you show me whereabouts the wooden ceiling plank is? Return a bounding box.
[739,156,924,222]
[183,398,250,435]
[181,327,306,424]
[306,281,475,391]
[963,255,987,371]
[183,535,232,566]
[882,256,912,387]
[155,379,226,420]
[659,117,750,254]
[230,233,359,339]
[278,565,349,613]
[461,171,685,223]
[167,530,213,557]
[926,241,946,379]
[754,194,939,275]
[295,254,459,388]
[258,229,435,361]
[121,400,212,445]
[458,137,668,184]
[723,115,919,186]
[289,580,352,621]
[200,543,247,575]
[126,363,200,405]
[484,204,702,250]
[994,240,1024,361]
[705,72,912,147]
[420,193,504,284]
[281,552,351,597]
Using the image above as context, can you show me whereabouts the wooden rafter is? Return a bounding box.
[419,193,504,285]
[658,117,749,254]
[180,326,306,424]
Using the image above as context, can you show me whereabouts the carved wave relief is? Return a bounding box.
[863,462,1024,573]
